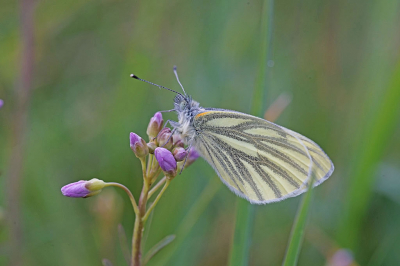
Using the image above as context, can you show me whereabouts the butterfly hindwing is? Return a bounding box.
[192,110,334,204]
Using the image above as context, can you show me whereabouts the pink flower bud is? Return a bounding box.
[173,147,187,161]
[154,147,177,178]
[157,128,173,150]
[147,112,163,139]
[61,178,106,198]
[173,134,185,148]
[0,99,3,109]
[185,148,199,168]
[130,132,149,158]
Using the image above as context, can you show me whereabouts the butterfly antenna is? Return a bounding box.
[130,74,184,97]
[173,66,187,96]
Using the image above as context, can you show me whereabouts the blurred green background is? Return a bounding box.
[1,0,400,265]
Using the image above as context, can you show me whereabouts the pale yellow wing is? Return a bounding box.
[193,110,334,204]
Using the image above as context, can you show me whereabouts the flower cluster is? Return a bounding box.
[60,111,200,266]
[130,112,199,179]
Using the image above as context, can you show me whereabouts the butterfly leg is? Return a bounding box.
[160,127,177,148]
[152,119,176,141]
[159,109,176,113]
[179,144,192,174]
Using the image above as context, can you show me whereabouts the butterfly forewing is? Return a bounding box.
[193,110,334,204]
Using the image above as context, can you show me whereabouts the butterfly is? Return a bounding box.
[131,67,334,204]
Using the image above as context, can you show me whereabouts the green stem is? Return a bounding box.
[146,154,154,177]
[105,182,139,216]
[143,180,171,222]
[281,176,315,266]
[140,157,147,179]
[131,153,153,266]
[132,179,151,266]
[148,176,166,199]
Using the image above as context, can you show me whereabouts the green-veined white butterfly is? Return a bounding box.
[131,67,334,204]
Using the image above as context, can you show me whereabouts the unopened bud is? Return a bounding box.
[61,178,106,198]
[147,112,163,139]
[173,147,187,161]
[184,148,199,168]
[147,142,157,154]
[130,133,149,158]
[0,99,3,109]
[173,134,185,148]
[154,147,177,178]
[157,128,173,150]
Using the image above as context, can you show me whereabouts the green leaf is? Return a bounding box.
[338,59,400,249]
[142,205,155,254]
[281,176,315,266]
[117,224,130,265]
[228,200,255,266]
[229,1,274,265]
[157,178,221,265]
[143,235,176,265]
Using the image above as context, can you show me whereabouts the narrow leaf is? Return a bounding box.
[228,200,255,266]
[142,203,155,252]
[157,178,221,265]
[143,235,176,265]
[229,1,274,265]
[282,176,315,266]
[118,224,130,265]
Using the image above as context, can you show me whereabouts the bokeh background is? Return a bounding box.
[1,0,400,265]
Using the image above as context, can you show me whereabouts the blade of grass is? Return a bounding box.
[282,175,316,266]
[338,60,400,249]
[228,199,255,266]
[118,224,131,265]
[229,1,274,265]
[143,235,175,265]
[142,205,155,254]
[157,178,221,265]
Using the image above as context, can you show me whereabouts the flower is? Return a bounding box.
[328,249,354,266]
[61,178,106,198]
[173,147,187,161]
[130,132,149,158]
[0,99,3,109]
[154,147,177,178]
[147,112,163,139]
[157,128,173,150]
[173,134,185,148]
[184,148,199,168]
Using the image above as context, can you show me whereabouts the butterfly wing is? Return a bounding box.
[192,110,334,204]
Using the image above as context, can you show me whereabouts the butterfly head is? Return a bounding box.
[174,94,201,114]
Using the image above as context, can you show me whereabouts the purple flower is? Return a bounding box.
[173,147,187,161]
[185,148,199,168]
[0,99,3,109]
[147,112,163,138]
[154,147,177,177]
[61,180,89,197]
[130,132,149,158]
[328,249,354,266]
[173,134,185,148]
[61,178,106,198]
[157,128,173,150]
